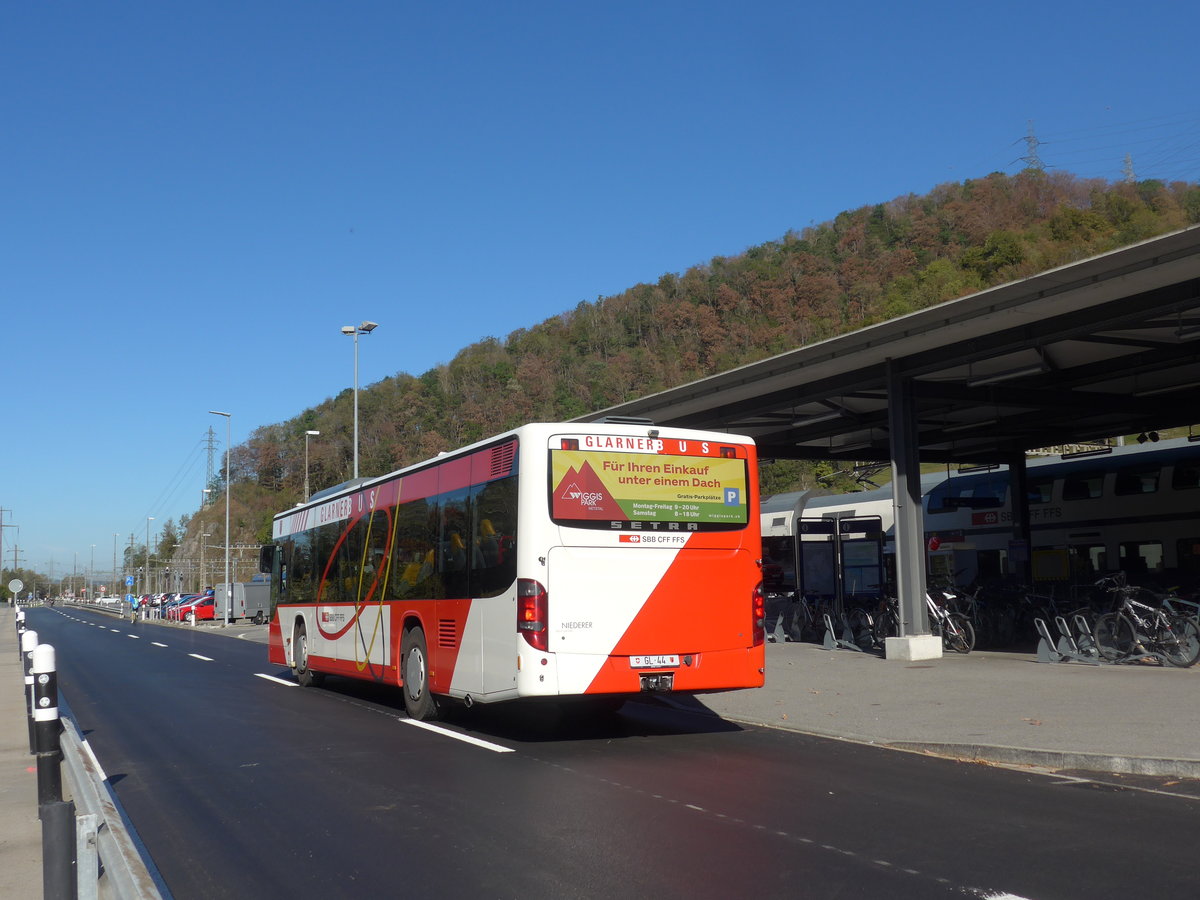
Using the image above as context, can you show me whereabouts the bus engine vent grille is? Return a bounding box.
[490,441,517,478]
[438,618,458,649]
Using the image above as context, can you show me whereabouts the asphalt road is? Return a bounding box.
[27,606,1200,900]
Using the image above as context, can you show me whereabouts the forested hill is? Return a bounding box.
[167,170,1199,562]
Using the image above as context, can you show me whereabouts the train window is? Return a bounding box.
[927,472,1007,513]
[976,549,1007,581]
[1119,541,1163,575]
[1172,461,1200,490]
[1069,544,1107,581]
[1114,466,1159,495]
[1027,480,1052,504]
[1062,471,1104,501]
[1177,538,1200,575]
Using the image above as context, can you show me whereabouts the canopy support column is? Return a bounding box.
[884,363,942,660]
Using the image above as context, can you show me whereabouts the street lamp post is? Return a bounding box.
[144,517,154,606]
[209,410,232,627]
[200,533,211,593]
[304,430,320,501]
[340,321,378,479]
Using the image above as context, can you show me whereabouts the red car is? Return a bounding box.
[181,595,216,623]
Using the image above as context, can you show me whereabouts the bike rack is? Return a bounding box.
[1069,614,1102,660]
[1116,637,1171,666]
[1034,617,1103,665]
[1036,615,1175,665]
[821,612,865,653]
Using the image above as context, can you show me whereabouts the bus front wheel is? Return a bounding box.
[402,626,439,721]
[294,624,324,687]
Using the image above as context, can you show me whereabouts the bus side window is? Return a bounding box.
[390,496,439,600]
[470,474,518,598]
[439,488,471,599]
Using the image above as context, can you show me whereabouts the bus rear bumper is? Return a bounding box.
[547,646,765,696]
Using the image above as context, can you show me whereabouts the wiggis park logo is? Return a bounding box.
[562,482,606,509]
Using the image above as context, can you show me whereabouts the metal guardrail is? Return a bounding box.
[59,717,165,900]
[19,604,166,899]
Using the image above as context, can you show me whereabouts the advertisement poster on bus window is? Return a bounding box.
[550,448,748,525]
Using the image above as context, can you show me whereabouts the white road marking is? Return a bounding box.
[254,673,297,687]
[188,653,214,662]
[151,642,168,648]
[399,718,514,753]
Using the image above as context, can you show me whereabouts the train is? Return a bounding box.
[762,435,1200,601]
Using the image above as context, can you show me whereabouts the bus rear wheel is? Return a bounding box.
[402,626,439,721]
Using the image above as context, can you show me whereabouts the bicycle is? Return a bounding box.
[926,588,975,654]
[1092,573,1200,667]
[1161,587,1200,624]
[845,604,878,651]
[870,594,899,648]
[869,590,974,653]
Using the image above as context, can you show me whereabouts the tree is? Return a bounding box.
[160,170,1199,580]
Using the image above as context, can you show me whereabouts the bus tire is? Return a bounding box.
[294,623,325,687]
[402,626,439,721]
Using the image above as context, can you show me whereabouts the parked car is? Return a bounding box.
[163,594,197,621]
[183,595,216,623]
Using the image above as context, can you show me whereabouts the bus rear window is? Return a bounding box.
[549,446,749,530]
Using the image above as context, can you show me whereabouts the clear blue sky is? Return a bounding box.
[3,0,1199,583]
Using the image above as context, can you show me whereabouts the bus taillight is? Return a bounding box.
[518,578,548,651]
[752,581,765,646]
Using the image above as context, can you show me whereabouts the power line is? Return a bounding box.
[126,433,210,540]
[1007,110,1200,182]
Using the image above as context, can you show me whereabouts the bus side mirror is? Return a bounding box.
[258,545,275,574]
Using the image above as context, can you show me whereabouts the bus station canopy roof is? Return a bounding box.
[584,225,1200,465]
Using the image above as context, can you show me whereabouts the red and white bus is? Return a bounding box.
[263,421,765,719]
